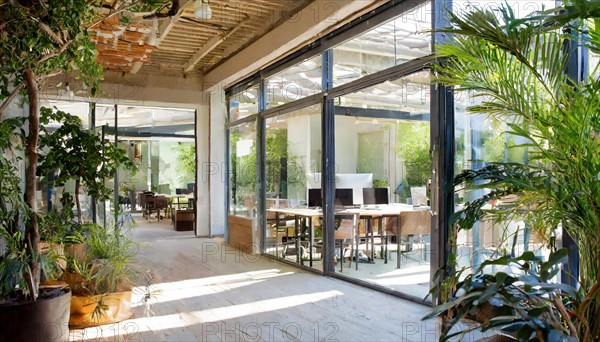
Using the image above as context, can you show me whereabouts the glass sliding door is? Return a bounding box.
[263,105,322,270]
[332,70,432,299]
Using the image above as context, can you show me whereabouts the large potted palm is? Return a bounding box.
[425,1,600,341]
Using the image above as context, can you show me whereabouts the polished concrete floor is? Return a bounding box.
[70,215,491,341]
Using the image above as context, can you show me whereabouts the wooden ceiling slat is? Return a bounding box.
[143,0,315,72]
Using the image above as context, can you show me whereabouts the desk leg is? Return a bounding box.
[275,214,280,258]
[309,218,313,268]
[397,213,401,269]
[355,214,359,271]
[295,216,301,265]
[370,218,375,261]
[382,217,388,264]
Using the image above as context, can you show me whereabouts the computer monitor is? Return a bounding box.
[335,188,354,206]
[308,189,322,207]
[363,188,389,205]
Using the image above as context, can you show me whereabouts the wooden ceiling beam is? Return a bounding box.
[183,17,251,72]
[156,0,193,47]
[220,8,285,60]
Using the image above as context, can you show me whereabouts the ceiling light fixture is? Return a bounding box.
[194,0,212,20]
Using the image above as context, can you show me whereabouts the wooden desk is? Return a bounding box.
[267,205,431,269]
[266,208,324,267]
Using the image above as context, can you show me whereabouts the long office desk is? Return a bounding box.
[267,205,431,269]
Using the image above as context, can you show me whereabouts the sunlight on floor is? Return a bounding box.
[131,269,296,308]
[80,290,345,340]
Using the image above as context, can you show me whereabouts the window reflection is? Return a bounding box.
[229,86,259,122]
[333,2,431,87]
[266,56,322,108]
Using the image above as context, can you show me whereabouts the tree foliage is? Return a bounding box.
[175,143,196,186]
[38,107,136,222]
[0,0,172,301]
[0,1,101,104]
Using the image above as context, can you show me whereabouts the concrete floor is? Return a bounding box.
[70,216,491,341]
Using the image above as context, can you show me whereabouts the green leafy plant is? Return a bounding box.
[426,1,600,340]
[38,106,136,223]
[373,179,390,188]
[67,222,140,296]
[426,247,579,341]
[175,143,196,186]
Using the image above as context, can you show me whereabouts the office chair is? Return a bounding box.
[334,215,355,272]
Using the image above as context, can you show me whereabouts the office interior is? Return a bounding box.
[226,0,555,302]
[39,100,197,229]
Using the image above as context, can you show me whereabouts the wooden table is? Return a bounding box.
[266,208,323,267]
[267,205,431,269]
[164,195,193,225]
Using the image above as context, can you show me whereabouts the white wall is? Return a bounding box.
[286,115,312,201]
[204,86,227,237]
[334,117,359,173]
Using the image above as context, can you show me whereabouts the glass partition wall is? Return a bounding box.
[226,1,436,301]
[333,71,432,298]
[264,105,322,270]
[38,100,196,229]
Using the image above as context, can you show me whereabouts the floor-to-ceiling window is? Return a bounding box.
[333,70,432,298]
[263,104,322,270]
[225,0,436,301]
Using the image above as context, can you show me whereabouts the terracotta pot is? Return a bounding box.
[0,288,71,341]
[69,290,133,329]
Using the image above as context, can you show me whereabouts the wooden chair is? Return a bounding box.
[142,193,155,220]
[384,210,431,263]
[334,215,355,271]
[148,195,169,221]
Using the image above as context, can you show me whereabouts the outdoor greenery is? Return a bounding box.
[175,143,196,186]
[396,122,431,188]
[427,1,600,341]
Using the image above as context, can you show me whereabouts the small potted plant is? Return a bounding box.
[63,217,149,328]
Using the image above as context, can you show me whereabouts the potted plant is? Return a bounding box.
[426,2,600,341]
[63,216,149,328]
[0,116,70,341]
